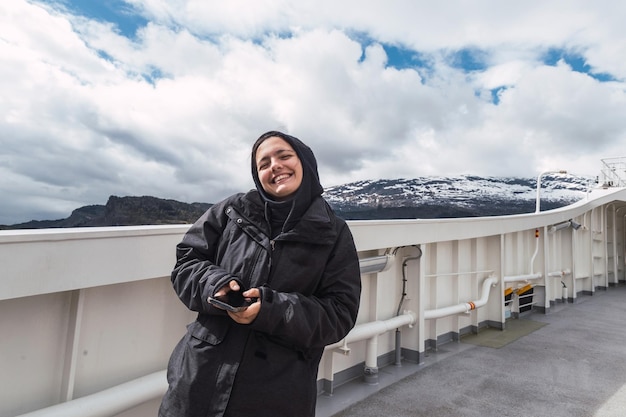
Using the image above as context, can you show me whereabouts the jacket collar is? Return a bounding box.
[242,191,337,245]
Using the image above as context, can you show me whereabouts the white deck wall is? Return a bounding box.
[2,187,626,417]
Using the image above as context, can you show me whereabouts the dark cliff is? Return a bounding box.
[1,196,211,229]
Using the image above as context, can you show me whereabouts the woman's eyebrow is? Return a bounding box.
[256,148,293,164]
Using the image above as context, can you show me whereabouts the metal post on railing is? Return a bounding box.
[536,170,567,213]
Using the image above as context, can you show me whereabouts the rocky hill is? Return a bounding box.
[1,196,212,229]
[1,174,593,229]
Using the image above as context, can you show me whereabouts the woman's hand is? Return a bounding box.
[228,288,261,324]
[213,280,240,298]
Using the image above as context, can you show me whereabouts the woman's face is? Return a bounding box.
[255,136,303,201]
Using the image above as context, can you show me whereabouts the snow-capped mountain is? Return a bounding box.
[2,174,598,229]
[324,174,595,220]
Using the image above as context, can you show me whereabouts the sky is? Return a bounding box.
[1,1,626,225]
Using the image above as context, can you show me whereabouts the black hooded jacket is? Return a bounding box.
[159,132,361,417]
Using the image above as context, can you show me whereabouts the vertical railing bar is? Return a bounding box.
[61,289,85,402]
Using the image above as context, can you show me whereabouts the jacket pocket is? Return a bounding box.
[188,315,230,345]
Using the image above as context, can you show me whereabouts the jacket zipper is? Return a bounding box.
[267,239,281,285]
[268,239,275,272]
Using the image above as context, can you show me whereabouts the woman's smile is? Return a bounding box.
[273,173,292,184]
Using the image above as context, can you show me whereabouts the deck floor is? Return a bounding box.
[317,284,626,417]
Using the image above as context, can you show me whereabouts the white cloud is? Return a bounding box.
[1,0,626,224]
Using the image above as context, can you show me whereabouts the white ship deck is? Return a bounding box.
[318,285,626,417]
[3,160,626,417]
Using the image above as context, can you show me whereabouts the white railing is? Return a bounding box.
[600,157,626,187]
[3,185,626,417]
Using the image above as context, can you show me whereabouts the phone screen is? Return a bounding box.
[208,296,248,312]
[208,291,254,312]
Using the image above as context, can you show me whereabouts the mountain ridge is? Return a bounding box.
[1,174,593,229]
[326,173,591,219]
[0,196,212,230]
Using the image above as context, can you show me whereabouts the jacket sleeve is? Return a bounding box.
[170,198,242,313]
[250,221,361,349]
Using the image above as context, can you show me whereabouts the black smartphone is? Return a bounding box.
[208,291,255,312]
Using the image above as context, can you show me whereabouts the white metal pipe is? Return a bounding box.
[549,221,573,233]
[366,336,378,368]
[423,276,497,320]
[325,312,416,351]
[535,172,544,213]
[536,170,566,212]
[14,370,167,417]
[472,276,499,308]
[359,254,394,274]
[424,269,494,278]
[424,303,469,319]
[547,269,572,278]
[503,273,542,283]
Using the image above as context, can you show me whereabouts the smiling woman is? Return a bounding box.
[158,130,362,417]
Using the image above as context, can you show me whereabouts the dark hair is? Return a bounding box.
[251,130,291,169]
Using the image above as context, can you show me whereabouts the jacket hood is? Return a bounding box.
[251,131,324,235]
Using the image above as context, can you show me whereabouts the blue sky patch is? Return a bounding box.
[381,43,431,71]
[543,48,615,82]
[490,86,507,105]
[448,48,488,72]
[350,32,432,72]
[40,0,148,38]
[142,67,167,85]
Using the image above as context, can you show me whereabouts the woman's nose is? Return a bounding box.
[270,158,282,171]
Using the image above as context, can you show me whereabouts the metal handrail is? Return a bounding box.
[13,371,167,417]
[600,157,626,187]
